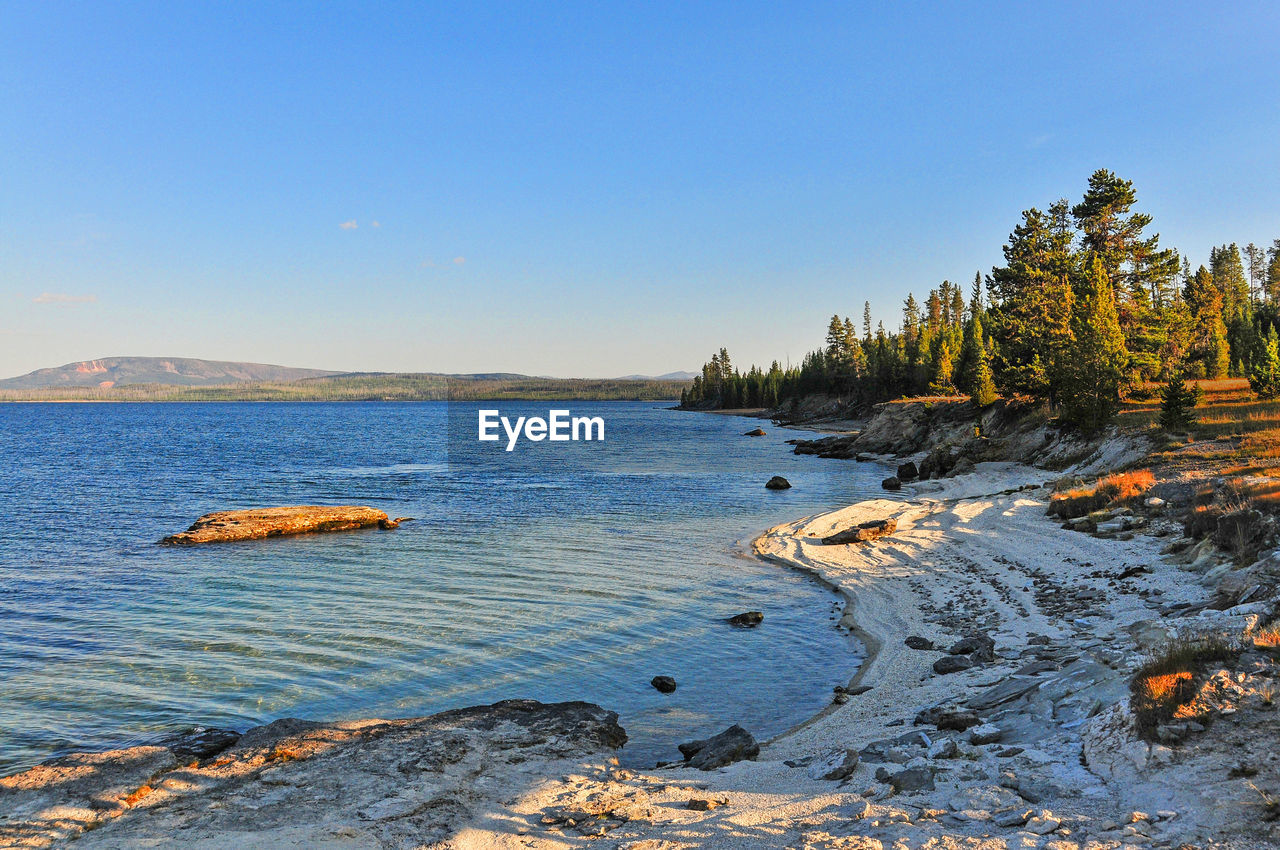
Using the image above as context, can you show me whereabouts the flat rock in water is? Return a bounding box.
[821,518,897,545]
[744,427,767,436]
[161,505,400,545]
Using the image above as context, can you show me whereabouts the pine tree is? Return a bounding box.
[1268,240,1280,305]
[1184,264,1230,378]
[988,201,1076,401]
[1250,327,1280,399]
[1071,170,1178,382]
[1059,256,1129,432]
[1246,243,1267,302]
[928,338,956,395]
[958,308,997,406]
[1158,372,1199,431]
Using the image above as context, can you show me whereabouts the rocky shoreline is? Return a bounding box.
[9,410,1280,846]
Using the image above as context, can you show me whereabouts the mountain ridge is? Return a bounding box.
[0,357,340,389]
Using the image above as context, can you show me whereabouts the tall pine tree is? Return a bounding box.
[1059,256,1129,432]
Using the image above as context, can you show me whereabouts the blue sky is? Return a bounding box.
[3,2,1279,378]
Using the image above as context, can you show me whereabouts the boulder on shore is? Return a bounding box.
[821,518,897,545]
[678,724,759,770]
[744,427,767,436]
[881,476,902,491]
[765,476,791,490]
[161,506,401,545]
[896,461,919,481]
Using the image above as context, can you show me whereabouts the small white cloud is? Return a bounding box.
[33,292,97,304]
[453,256,466,265]
[371,220,381,228]
[340,220,358,230]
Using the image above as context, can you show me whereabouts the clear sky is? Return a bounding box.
[3,2,1279,379]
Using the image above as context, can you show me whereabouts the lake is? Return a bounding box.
[0,401,889,773]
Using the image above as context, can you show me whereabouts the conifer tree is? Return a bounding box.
[1158,372,1199,431]
[988,201,1076,401]
[1059,257,1129,432]
[1184,265,1230,378]
[958,306,997,406]
[1250,327,1280,399]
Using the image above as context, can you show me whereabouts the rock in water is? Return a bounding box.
[896,461,919,481]
[765,476,791,490]
[650,675,677,694]
[881,476,902,491]
[678,724,759,770]
[821,518,897,545]
[161,506,400,545]
[744,427,767,436]
[726,611,764,627]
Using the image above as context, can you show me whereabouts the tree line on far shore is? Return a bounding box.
[0,374,690,403]
[681,170,1280,431]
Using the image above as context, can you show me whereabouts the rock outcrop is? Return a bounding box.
[161,505,402,544]
[677,724,759,770]
[0,700,625,848]
[821,518,897,545]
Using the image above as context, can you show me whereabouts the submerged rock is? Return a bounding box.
[678,724,759,770]
[650,675,677,694]
[161,505,402,545]
[726,611,763,627]
[765,476,791,490]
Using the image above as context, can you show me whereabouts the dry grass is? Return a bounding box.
[265,745,304,764]
[1048,469,1155,519]
[1130,634,1240,739]
[121,784,155,807]
[1255,621,1280,650]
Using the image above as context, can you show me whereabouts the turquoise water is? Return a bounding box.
[0,401,888,773]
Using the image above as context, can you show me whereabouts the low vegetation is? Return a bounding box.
[1048,469,1156,519]
[1130,635,1241,739]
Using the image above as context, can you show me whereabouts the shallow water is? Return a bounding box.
[0,401,890,772]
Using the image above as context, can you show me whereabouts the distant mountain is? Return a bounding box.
[617,371,696,381]
[0,357,340,389]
